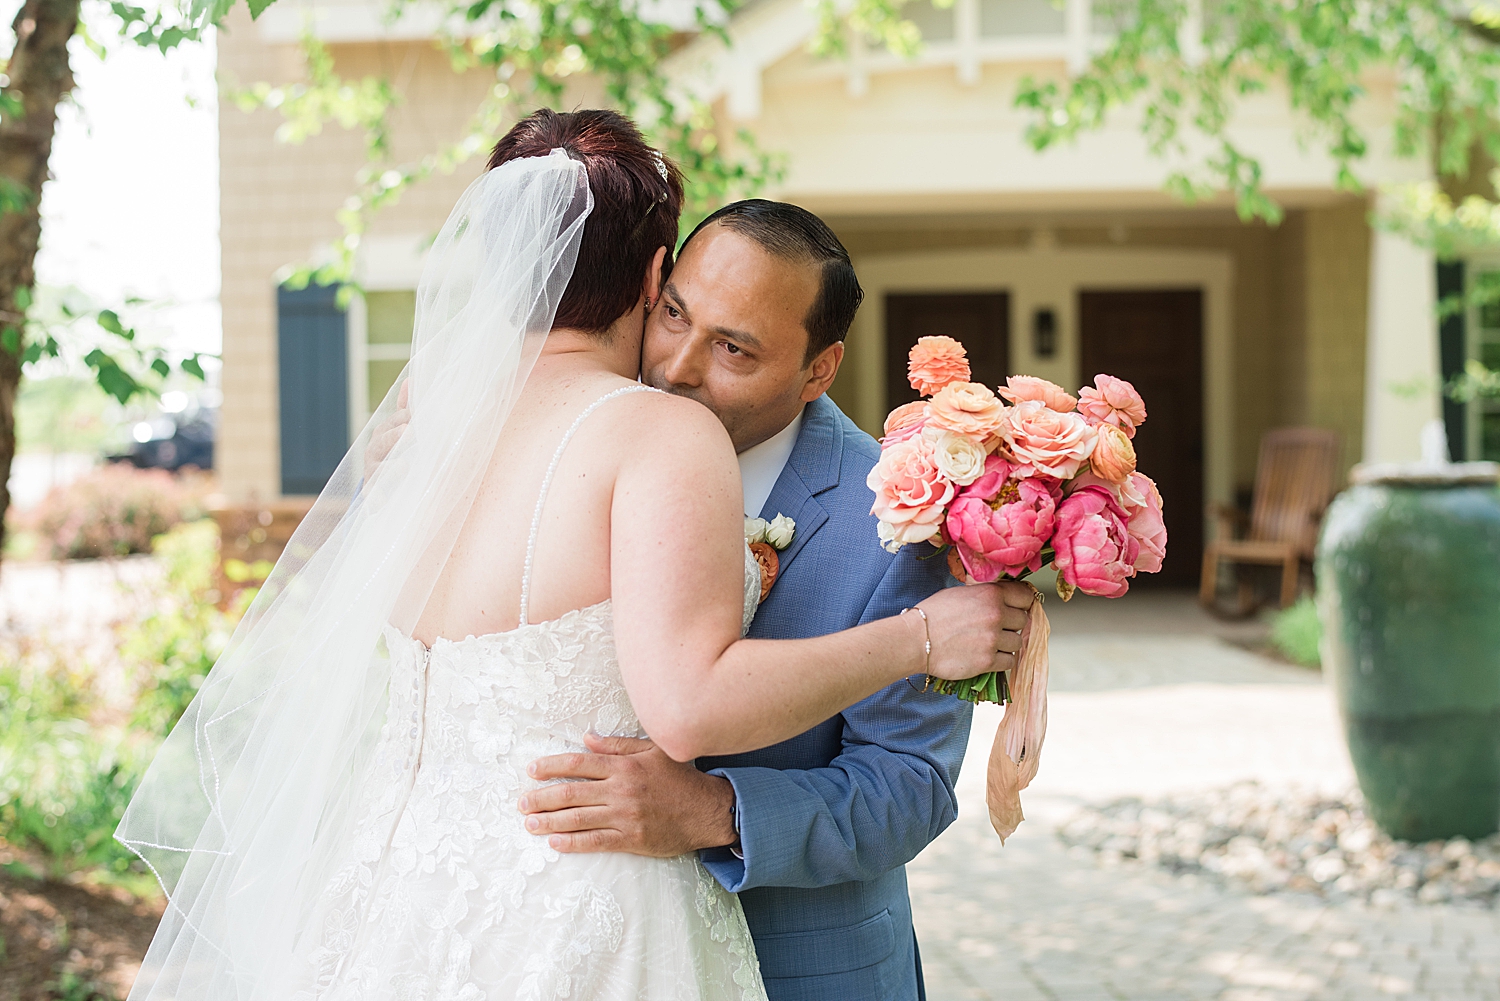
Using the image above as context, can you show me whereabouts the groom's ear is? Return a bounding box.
[799,341,844,403]
[644,246,668,308]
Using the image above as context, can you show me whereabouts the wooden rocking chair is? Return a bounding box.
[1199,427,1340,611]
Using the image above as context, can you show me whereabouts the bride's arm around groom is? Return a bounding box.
[524,199,1029,1001]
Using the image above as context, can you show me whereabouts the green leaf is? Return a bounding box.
[97,309,126,336]
[85,349,144,404]
[0,177,32,213]
[13,286,32,310]
[1,327,18,355]
[182,355,206,380]
[151,358,171,378]
[247,0,278,20]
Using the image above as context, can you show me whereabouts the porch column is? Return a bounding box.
[1364,225,1440,463]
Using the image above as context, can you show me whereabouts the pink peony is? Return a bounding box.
[926,381,1008,441]
[1089,422,1137,483]
[867,437,956,550]
[1121,472,1167,573]
[1002,400,1098,479]
[1053,485,1139,598]
[1077,374,1147,438]
[881,401,929,447]
[999,375,1078,413]
[907,336,971,397]
[946,456,1062,582]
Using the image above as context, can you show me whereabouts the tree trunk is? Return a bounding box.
[0,0,79,563]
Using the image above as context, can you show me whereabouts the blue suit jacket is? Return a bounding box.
[698,395,971,1001]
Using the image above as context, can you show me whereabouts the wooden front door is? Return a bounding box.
[886,293,1009,411]
[1079,289,1204,587]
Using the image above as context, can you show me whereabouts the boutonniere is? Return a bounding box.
[745,514,795,602]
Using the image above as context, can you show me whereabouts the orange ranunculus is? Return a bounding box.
[1089,422,1137,483]
[881,401,929,446]
[907,336,971,397]
[998,375,1078,413]
[926,382,1007,440]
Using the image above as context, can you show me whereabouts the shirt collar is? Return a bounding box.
[737,409,804,519]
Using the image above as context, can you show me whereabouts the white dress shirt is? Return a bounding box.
[737,410,803,518]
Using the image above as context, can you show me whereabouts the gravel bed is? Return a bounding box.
[1058,781,1500,908]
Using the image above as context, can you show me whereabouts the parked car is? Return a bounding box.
[113,397,217,471]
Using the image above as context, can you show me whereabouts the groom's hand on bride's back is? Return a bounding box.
[519,733,739,857]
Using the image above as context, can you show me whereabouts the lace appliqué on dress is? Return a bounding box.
[290,596,766,1001]
[288,386,767,1001]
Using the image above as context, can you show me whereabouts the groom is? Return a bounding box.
[522,200,992,1001]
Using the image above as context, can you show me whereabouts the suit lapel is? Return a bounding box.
[756,396,843,578]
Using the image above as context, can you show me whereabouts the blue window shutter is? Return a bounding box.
[277,284,350,495]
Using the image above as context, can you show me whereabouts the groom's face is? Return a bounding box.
[642,224,841,453]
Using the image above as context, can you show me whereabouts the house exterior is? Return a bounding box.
[217,0,1478,587]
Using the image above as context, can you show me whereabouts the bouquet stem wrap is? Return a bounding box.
[985,591,1050,843]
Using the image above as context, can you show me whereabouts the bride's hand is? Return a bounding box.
[915,581,1035,681]
[365,380,411,474]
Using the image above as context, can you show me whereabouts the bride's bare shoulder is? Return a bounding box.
[610,389,735,467]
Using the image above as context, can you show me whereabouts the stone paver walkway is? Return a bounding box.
[909,592,1500,1001]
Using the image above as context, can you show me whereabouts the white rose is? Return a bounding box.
[929,430,987,487]
[877,519,902,553]
[766,514,795,550]
[744,517,769,544]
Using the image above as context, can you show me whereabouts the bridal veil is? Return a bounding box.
[116,150,593,1000]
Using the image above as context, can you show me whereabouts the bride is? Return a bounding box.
[118,110,1024,1001]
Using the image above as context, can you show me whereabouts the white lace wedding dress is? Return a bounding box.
[288,387,768,1001]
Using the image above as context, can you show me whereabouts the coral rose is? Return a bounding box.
[881,401,929,447]
[1122,472,1166,573]
[946,455,1062,582]
[999,375,1078,413]
[907,336,971,397]
[926,382,1007,440]
[1002,400,1098,479]
[1053,485,1139,598]
[1077,373,1147,438]
[1089,423,1137,483]
[867,437,956,552]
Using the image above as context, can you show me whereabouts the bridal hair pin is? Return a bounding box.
[652,150,669,183]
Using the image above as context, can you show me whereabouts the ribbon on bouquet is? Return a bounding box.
[985,592,1050,843]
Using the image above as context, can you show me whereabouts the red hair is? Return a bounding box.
[487,109,685,334]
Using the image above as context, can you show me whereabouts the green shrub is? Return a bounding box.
[1269,595,1322,668]
[0,645,141,875]
[0,521,249,883]
[125,520,247,735]
[20,465,205,560]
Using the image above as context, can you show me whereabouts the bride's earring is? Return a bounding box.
[644,297,653,312]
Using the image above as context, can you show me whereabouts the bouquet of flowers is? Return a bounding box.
[867,335,1168,840]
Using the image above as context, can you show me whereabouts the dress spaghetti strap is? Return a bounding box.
[519,384,659,625]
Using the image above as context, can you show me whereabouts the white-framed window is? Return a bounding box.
[345,289,416,434]
[345,236,427,436]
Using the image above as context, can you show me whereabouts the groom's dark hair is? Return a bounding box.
[487,109,684,335]
[684,199,863,365]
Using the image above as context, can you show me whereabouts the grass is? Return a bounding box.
[1268,595,1322,668]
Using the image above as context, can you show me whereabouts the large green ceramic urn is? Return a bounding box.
[1316,455,1500,842]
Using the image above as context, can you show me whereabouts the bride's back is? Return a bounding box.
[410,110,693,645]
[414,361,649,643]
